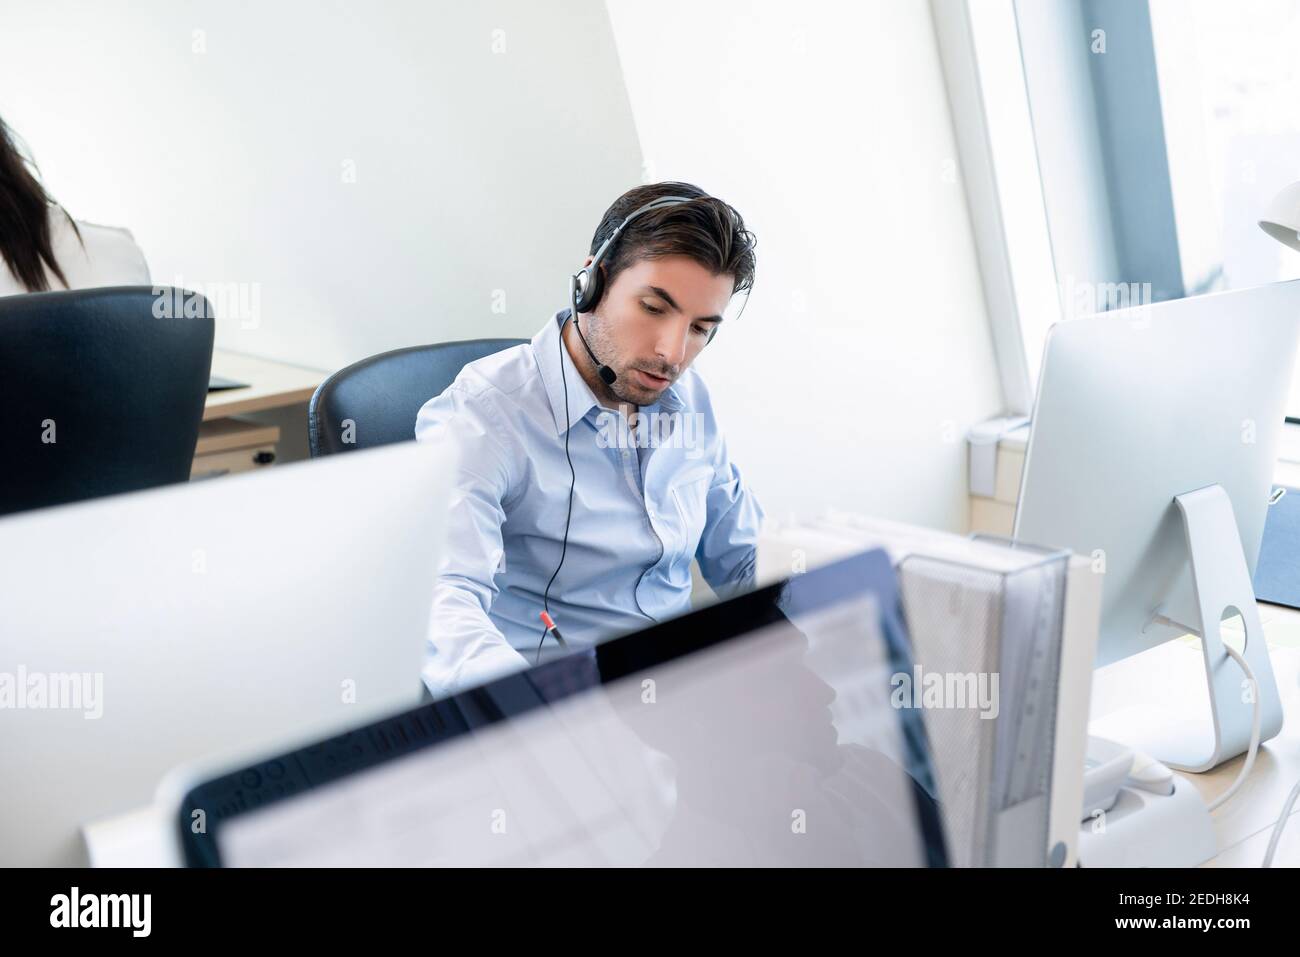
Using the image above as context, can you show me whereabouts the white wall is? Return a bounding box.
[1,0,1004,532]
[0,0,642,370]
[606,0,1004,532]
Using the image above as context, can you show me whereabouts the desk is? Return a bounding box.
[204,349,326,421]
[1090,602,1300,867]
[194,350,328,478]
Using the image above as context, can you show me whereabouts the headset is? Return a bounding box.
[534,195,697,663]
[567,195,696,386]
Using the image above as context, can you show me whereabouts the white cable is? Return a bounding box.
[1264,777,1300,868]
[1205,643,1260,813]
[1201,640,1300,867]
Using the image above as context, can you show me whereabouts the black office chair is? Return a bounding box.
[0,286,214,518]
[308,338,527,456]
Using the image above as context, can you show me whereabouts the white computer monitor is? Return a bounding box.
[1014,280,1300,771]
[0,440,456,865]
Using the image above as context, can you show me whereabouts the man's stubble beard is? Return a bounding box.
[584,308,645,406]
[584,307,678,406]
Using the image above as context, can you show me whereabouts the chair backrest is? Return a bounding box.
[0,286,214,518]
[308,338,527,456]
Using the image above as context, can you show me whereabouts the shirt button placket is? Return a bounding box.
[636,489,665,617]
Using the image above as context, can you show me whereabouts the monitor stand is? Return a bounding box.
[1096,484,1283,773]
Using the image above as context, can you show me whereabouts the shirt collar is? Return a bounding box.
[532,309,686,435]
[533,309,604,436]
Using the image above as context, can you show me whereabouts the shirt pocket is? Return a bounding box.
[670,467,713,558]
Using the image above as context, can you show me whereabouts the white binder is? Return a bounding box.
[758,512,1101,867]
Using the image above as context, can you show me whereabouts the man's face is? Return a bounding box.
[582,255,735,406]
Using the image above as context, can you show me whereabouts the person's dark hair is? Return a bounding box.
[0,115,80,292]
[590,181,756,301]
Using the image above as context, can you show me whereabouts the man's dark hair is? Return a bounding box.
[590,181,756,300]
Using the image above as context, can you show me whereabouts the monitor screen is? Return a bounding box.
[179,549,947,867]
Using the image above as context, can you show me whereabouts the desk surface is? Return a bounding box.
[1090,602,1300,867]
[204,349,327,421]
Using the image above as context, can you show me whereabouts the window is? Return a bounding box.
[1152,0,1300,325]
[1005,0,1300,417]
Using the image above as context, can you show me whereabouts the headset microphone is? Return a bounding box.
[569,275,618,385]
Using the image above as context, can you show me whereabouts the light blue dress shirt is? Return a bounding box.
[414,308,765,695]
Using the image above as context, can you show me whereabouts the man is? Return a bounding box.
[415,182,763,696]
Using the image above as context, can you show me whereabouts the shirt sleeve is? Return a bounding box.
[695,432,766,601]
[415,384,530,696]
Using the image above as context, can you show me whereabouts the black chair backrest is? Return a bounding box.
[308,338,527,456]
[0,286,214,518]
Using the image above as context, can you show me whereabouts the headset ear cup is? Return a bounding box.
[574,264,603,313]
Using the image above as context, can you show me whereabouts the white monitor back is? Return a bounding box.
[1014,281,1300,666]
[0,440,456,866]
